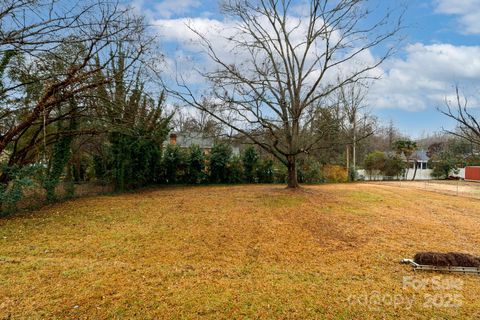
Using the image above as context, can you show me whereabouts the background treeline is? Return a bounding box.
[0,0,394,212]
[427,138,480,179]
[2,0,479,214]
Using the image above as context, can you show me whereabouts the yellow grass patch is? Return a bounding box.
[1,184,480,318]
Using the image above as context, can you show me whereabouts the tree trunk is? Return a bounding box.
[353,130,356,172]
[286,155,299,188]
[412,160,418,181]
[346,145,349,171]
[404,159,410,180]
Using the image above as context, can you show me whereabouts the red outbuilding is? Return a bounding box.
[465,166,480,181]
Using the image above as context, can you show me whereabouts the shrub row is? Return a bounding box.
[162,144,274,184]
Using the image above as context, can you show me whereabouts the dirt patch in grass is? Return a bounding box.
[414,252,480,267]
[1,184,480,318]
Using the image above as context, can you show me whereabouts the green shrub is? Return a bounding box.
[364,151,386,180]
[298,158,323,183]
[256,159,274,183]
[429,151,459,179]
[228,156,244,183]
[273,163,287,183]
[209,143,232,183]
[382,154,405,178]
[0,164,39,213]
[242,146,259,183]
[364,151,405,180]
[163,144,186,184]
[188,145,205,184]
[111,130,163,190]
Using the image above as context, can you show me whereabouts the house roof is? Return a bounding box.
[172,132,214,149]
[412,149,430,162]
[385,149,429,162]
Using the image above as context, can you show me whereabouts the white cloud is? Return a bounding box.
[368,43,480,111]
[435,0,480,34]
[155,15,382,93]
[154,0,201,18]
[153,7,480,115]
[154,17,238,84]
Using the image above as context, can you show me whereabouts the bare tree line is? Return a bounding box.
[0,0,153,174]
[439,86,480,147]
[6,0,480,192]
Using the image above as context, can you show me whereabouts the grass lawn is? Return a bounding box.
[1,184,480,319]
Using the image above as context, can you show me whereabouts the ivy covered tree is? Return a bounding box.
[42,113,77,201]
[0,50,16,100]
[0,0,149,180]
[94,53,171,191]
[1,43,102,180]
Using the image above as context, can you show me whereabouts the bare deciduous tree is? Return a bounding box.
[169,0,402,188]
[337,82,373,175]
[0,0,150,163]
[439,86,480,147]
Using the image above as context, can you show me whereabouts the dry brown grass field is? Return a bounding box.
[1,184,480,319]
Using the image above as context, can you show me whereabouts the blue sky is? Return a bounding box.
[131,0,480,138]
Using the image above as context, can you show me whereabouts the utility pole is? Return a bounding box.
[346,145,350,171]
[352,114,357,174]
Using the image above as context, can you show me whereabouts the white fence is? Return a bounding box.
[367,180,480,199]
[357,168,466,181]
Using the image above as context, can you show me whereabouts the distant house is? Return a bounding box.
[358,149,433,181]
[411,150,430,170]
[166,132,240,156]
[386,149,430,169]
[167,132,214,154]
